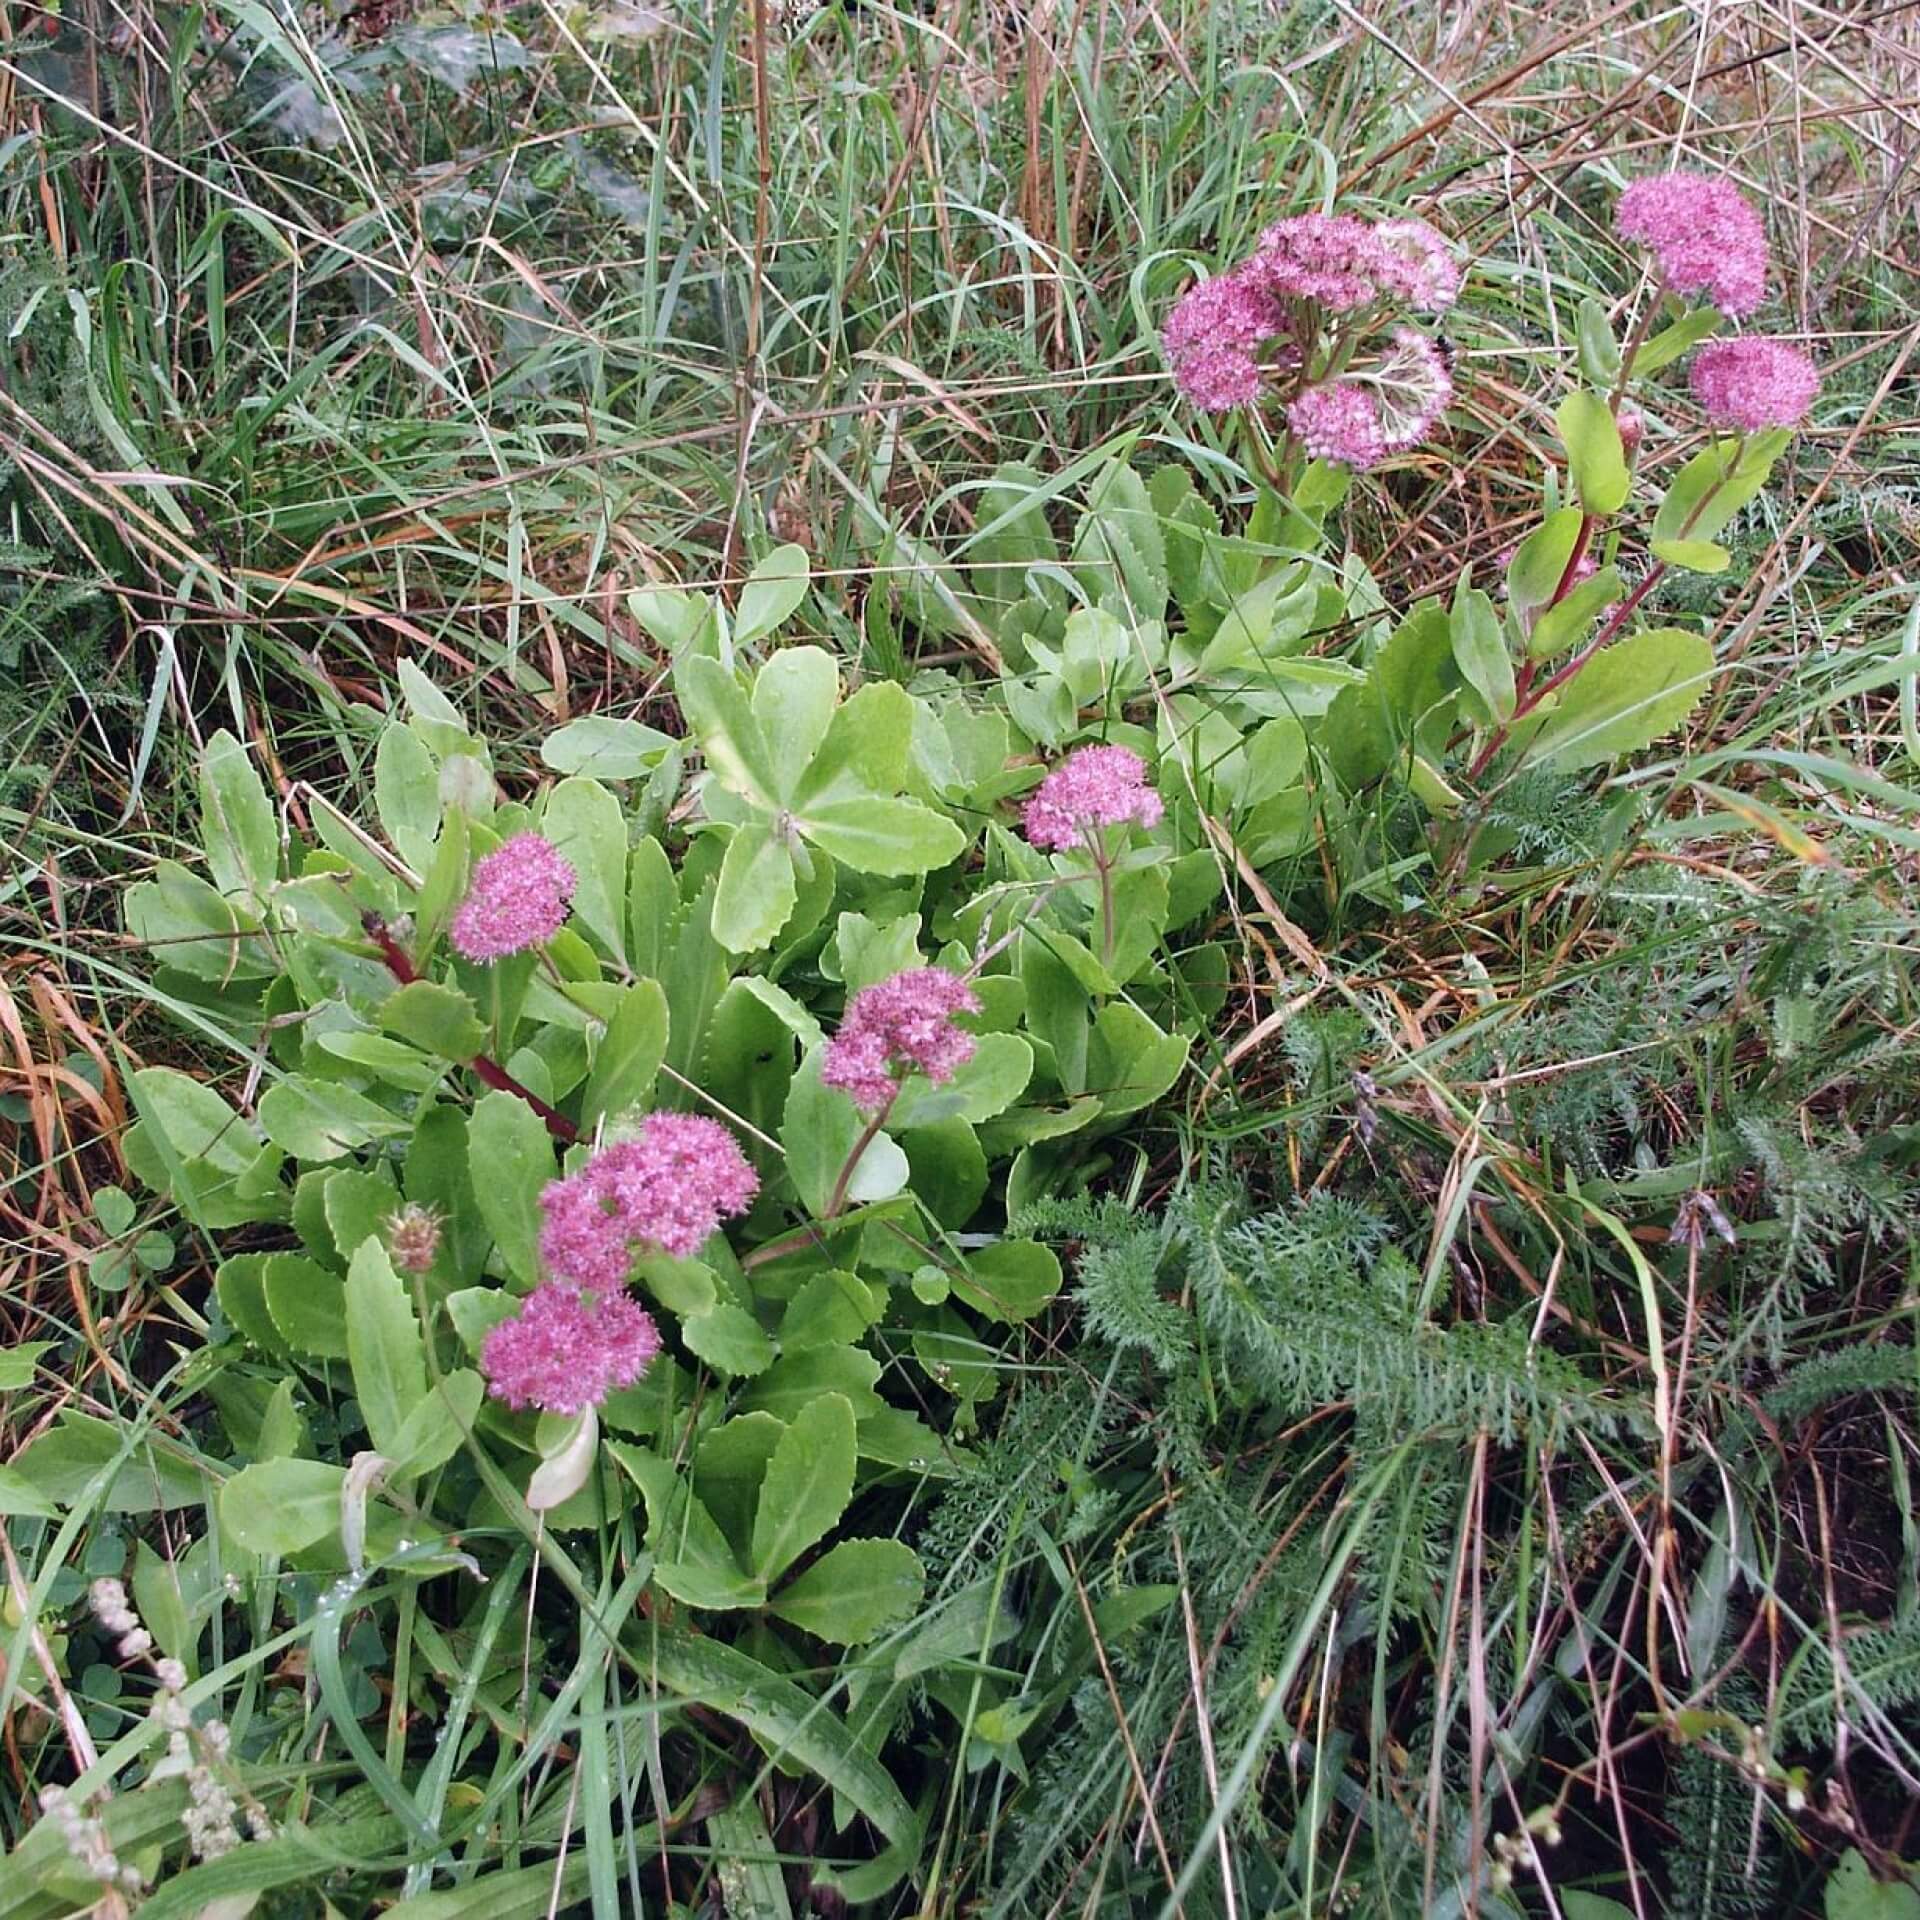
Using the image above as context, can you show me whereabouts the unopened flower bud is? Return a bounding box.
[385,1203,443,1275]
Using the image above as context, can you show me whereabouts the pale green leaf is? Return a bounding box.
[381,980,486,1060]
[734,543,811,646]
[346,1238,427,1458]
[750,1392,856,1583]
[542,776,628,964]
[466,1090,556,1286]
[199,728,278,899]
[797,796,966,875]
[541,716,675,779]
[712,824,797,953]
[220,1458,346,1556]
[580,978,669,1129]
[258,1078,406,1163]
[770,1537,925,1645]
[1518,626,1714,771]
[1557,390,1630,515]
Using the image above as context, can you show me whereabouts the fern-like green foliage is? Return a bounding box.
[1021,1181,1634,1445]
[1467,765,1605,866]
[1763,1340,1917,1420]
[1666,1682,1781,1919]
[1187,1187,1633,1443]
[1779,1614,1920,1744]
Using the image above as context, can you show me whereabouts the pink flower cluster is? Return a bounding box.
[1260,213,1461,314]
[1023,744,1165,852]
[1615,171,1767,318]
[1287,383,1385,470]
[1161,265,1291,412]
[539,1113,760,1285]
[1688,337,1821,432]
[1163,211,1459,413]
[481,1281,661,1414]
[450,833,576,962]
[821,967,982,1113]
[1285,327,1454,472]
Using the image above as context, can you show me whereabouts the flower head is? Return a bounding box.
[1615,171,1768,318]
[481,1281,661,1414]
[1371,218,1463,312]
[1286,382,1387,470]
[539,1112,760,1284]
[821,967,982,1113]
[1616,403,1646,457]
[1256,213,1388,311]
[1688,336,1820,431]
[450,833,576,962]
[1022,745,1165,852]
[1162,263,1293,412]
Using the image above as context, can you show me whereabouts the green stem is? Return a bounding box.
[824,1091,898,1220]
[1094,843,1116,970]
[1607,293,1662,412]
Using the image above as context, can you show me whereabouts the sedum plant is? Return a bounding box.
[925,172,1821,911]
[4,546,1244,1893]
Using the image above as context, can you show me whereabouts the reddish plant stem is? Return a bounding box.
[1544,512,1597,611]
[362,915,579,1144]
[1466,563,1666,782]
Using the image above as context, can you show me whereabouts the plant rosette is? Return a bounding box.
[97,557,1217,1658]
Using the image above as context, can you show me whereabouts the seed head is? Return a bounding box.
[385,1202,443,1275]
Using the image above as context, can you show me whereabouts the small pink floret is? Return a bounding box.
[821,968,982,1113]
[538,1112,760,1283]
[1286,382,1387,471]
[1615,171,1768,318]
[481,1281,661,1414]
[450,833,576,962]
[1022,745,1165,853]
[1688,336,1820,432]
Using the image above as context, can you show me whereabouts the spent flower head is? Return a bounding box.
[539,1112,761,1284]
[1615,171,1768,318]
[385,1202,442,1275]
[481,1280,662,1414]
[1355,326,1453,451]
[1370,218,1463,313]
[1689,336,1820,432]
[821,967,983,1113]
[1023,745,1164,853]
[449,832,576,962]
